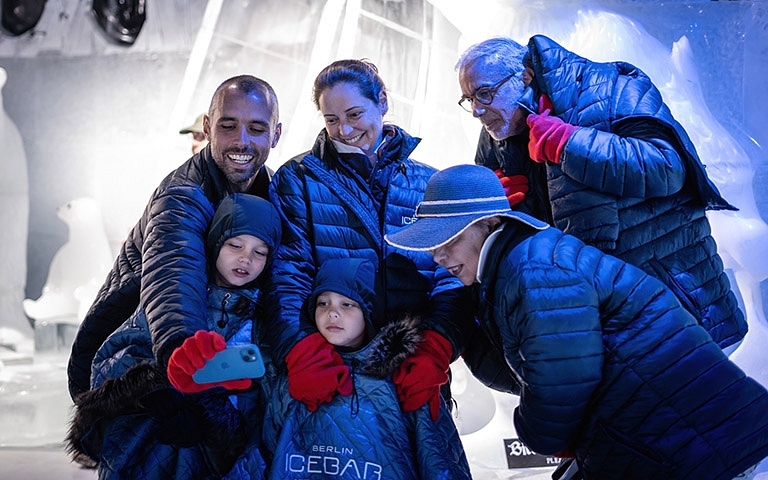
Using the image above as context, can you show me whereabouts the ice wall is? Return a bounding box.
[0,3,765,475]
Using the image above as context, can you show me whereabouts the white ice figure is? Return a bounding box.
[663,38,768,385]
[0,66,32,341]
[563,10,768,387]
[23,198,113,333]
[453,358,556,479]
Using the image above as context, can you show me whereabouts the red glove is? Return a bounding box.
[538,93,554,113]
[526,95,576,164]
[286,332,353,412]
[555,448,575,459]
[494,169,529,207]
[392,330,452,421]
[167,330,252,393]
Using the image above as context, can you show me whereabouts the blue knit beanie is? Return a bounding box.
[207,194,282,267]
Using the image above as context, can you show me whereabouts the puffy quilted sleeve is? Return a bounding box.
[141,184,215,369]
[421,279,475,360]
[265,161,315,364]
[561,119,686,199]
[412,402,473,479]
[501,235,604,455]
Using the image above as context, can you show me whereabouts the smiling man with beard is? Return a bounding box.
[67,75,282,402]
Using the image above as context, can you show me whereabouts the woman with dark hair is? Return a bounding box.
[265,59,475,421]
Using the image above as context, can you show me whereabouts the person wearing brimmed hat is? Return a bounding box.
[386,164,768,480]
[456,35,745,355]
[179,113,209,155]
[68,76,281,403]
[67,193,282,478]
[261,257,472,480]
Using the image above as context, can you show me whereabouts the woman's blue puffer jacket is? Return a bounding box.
[476,222,768,480]
[265,126,474,363]
[477,35,745,350]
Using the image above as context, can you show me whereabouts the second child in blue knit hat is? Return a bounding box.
[66,194,282,479]
[260,257,472,480]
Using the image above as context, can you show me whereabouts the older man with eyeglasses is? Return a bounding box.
[455,35,746,360]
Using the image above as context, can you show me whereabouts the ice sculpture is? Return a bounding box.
[0,67,32,343]
[565,11,768,385]
[22,198,113,353]
[664,38,768,383]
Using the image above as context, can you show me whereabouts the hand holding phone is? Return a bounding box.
[192,343,265,385]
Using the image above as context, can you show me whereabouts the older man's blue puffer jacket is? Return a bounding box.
[477,35,746,350]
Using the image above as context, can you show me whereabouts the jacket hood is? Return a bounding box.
[307,258,376,343]
[66,362,248,465]
[207,193,282,276]
[66,362,168,461]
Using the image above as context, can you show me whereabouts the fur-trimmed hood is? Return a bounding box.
[66,362,247,467]
[66,362,169,461]
[349,314,423,379]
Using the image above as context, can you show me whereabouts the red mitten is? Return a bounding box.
[286,332,353,412]
[526,110,576,164]
[167,330,252,393]
[526,95,576,164]
[494,169,529,207]
[392,330,452,421]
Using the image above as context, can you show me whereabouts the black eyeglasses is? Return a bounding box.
[458,72,520,113]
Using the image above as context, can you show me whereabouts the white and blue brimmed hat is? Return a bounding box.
[385,164,547,251]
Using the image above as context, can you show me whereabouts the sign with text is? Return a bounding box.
[504,438,565,469]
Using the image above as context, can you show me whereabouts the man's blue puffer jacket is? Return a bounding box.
[476,34,745,349]
[67,146,272,400]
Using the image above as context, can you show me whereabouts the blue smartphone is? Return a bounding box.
[192,343,265,384]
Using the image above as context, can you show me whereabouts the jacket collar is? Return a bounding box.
[477,224,506,284]
[340,316,423,378]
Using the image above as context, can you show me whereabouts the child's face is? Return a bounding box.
[315,291,366,349]
[214,234,269,288]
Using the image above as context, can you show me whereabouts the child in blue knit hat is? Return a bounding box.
[67,193,282,479]
[261,257,472,480]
